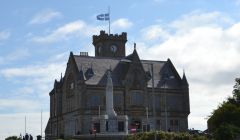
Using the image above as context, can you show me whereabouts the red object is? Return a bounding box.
[92,128,96,134]
[130,125,137,134]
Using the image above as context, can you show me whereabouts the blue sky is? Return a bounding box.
[1,0,240,139]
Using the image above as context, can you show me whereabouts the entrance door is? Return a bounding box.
[131,120,141,132]
[118,121,124,132]
[93,123,100,133]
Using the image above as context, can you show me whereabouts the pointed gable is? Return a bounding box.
[181,71,189,87]
[157,58,182,88]
[124,49,147,90]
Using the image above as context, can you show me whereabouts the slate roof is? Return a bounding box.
[73,50,184,88]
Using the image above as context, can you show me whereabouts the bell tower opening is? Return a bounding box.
[92,30,127,58]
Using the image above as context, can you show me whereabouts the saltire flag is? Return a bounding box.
[97,13,110,21]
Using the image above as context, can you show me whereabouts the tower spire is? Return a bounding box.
[181,69,188,87]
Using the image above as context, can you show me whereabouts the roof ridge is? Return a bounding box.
[141,59,167,63]
[74,55,123,60]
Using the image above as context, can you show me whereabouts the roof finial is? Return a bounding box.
[134,42,136,50]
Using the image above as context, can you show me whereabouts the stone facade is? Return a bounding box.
[45,31,190,139]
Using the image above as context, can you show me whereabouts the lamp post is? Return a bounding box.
[164,80,167,131]
[150,63,156,131]
[163,74,174,131]
[145,107,148,131]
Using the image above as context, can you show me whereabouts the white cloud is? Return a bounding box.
[0,112,49,140]
[112,18,133,29]
[1,63,65,78]
[7,49,30,61]
[141,25,170,41]
[0,52,68,100]
[31,20,100,44]
[236,0,240,6]
[171,11,233,33]
[0,99,41,112]
[31,18,133,44]
[0,48,30,65]
[136,11,240,130]
[0,53,68,139]
[29,9,62,24]
[0,31,10,40]
[17,87,34,94]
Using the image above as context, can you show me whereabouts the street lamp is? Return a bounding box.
[146,107,148,131]
[163,74,174,131]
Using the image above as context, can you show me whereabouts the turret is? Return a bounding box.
[92,30,127,58]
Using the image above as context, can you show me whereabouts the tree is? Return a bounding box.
[233,78,240,105]
[213,123,240,140]
[208,78,240,140]
[5,136,21,140]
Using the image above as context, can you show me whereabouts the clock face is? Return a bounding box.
[110,45,117,53]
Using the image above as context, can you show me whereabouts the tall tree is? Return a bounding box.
[208,78,240,140]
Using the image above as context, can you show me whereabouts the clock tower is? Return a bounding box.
[92,30,127,58]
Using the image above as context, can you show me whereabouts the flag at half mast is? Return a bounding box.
[97,13,110,21]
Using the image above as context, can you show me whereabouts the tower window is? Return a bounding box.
[98,46,101,53]
[110,44,117,53]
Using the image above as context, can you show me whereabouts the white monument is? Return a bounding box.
[106,70,117,117]
[91,70,128,134]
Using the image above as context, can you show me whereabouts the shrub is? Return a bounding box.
[126,131,209,140]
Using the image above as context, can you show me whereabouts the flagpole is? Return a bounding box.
[25,116,26,134]
[108,6,110,35]
[41,109,42,137]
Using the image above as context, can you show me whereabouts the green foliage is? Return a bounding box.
[126,131,209,140]
[213,123,240,140]
[208,102,240,131]
[233,78,240,104]
[208,78,240,140]
[5,136,21,140]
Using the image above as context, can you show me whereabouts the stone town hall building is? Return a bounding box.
[45,30,190,139]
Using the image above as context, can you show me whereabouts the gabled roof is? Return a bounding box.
[72,50,184,88]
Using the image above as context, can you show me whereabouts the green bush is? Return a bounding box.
[126,131,209,140]
[5,136,21,140]
[213,123,240,140]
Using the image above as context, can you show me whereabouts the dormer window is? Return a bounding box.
[85,67,94,79]
[145,71,152,81]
